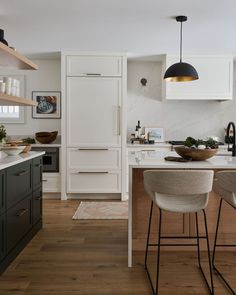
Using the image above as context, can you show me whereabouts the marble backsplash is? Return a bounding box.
[127,61,235,142]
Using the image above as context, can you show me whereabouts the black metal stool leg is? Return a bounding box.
[196,211,214,294]
[203,209,215,295]
[212,198,222,268]
[145,201,153,269]
[195,212,201,268]
[144,203,162,295]
[155,209,162,295]
[212,199,236,295]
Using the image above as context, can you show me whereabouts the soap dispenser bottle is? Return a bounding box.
[136,121,142,138]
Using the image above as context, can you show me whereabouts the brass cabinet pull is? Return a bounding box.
[34,164,41,167]
[77,171,109,174]
[15,208,28,217]
[86,73,101,75]
[16,170,28,176]
[78,148,108,151]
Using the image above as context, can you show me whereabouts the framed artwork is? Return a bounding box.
[145,127,165,143]
[32,91,61,119]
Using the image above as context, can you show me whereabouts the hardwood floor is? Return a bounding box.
[0,200,235,294]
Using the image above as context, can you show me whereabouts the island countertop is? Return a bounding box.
[129,150,236,169]
[0,151,45,171]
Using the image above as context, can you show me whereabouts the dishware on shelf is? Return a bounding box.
[175,146,218,161]
[1,145,26,156]
[35,131,58,144]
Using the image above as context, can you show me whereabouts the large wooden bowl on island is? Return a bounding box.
[175,146,218,161]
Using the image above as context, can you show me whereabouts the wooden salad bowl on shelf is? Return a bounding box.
[175,146,218,161]
[35,131,58,144]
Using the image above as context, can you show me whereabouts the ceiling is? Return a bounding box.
[1,0,236,58]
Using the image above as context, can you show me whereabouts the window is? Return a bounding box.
[0,106,24,123]
[0,75,25,123]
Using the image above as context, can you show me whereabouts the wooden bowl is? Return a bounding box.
[175,146,218,161]
[22,144,32,153]
[35,131,58,144]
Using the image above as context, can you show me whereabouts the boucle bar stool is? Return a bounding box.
[143,170,214,295]
[212,171,236,295]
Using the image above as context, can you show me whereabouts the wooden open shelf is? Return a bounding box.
[0,42,38,70]
[0,93,37,106]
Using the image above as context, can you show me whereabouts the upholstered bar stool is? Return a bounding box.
[143,170,214,295]
[212,171,236,295]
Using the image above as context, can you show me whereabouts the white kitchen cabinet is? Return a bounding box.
[162,55,233,100]
[67,148,121,170]
[61,53,127,199]
[67,77,121,147]
[67,55,122,77]
[42,173,61,193]
[67,171,121,193]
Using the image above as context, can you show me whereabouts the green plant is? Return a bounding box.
[184,136,218,149]
[0,125,6,142]
[22,137,36,144]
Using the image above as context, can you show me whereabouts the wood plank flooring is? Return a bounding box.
[0,200,235,295]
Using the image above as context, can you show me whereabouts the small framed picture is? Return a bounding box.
[32,91,61,119]
[145,127,165,143]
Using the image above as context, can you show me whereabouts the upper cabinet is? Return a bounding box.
[162,55,233,101]
[66,55,122,77]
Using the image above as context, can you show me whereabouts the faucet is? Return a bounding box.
[226,121,236,156]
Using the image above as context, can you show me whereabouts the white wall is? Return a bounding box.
[127,61,236,141]
[0,59,61,136]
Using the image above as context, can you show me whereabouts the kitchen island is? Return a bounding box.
[0,151,44,273]
[128,150,236,267]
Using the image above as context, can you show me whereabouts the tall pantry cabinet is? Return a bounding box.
[61,53,127,200]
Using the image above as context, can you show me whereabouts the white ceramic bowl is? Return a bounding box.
[1,146,26,156]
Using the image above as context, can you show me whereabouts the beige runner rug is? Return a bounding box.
[72,201,128,220]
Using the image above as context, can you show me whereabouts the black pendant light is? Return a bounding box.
[164,16,199,82]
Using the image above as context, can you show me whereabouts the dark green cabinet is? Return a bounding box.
[32,157,42,190]
[6,160,32,209]
[0,171,5,216]
[32,188,42,225]
[0,214,6,261]
[7,195,32,253]
[0,155,42,274]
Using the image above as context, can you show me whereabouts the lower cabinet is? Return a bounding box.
[67,171,121,193]
[32,188,42,225]
[67,148,121,194]
[0,171,6,216]
[0,214,6,261]
[42,173,60,193]
[0,156,43,274]
[7,195,32,253]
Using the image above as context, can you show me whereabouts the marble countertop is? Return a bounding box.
[127,143,171,148]
[127,143,229,149]
[129,150,236,169]
[0,151,45,171]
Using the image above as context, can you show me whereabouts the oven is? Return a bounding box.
[31,147,59,172]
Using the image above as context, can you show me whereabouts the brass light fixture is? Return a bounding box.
[164,16,199,82]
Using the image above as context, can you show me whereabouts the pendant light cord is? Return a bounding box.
[180,20,183,63]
